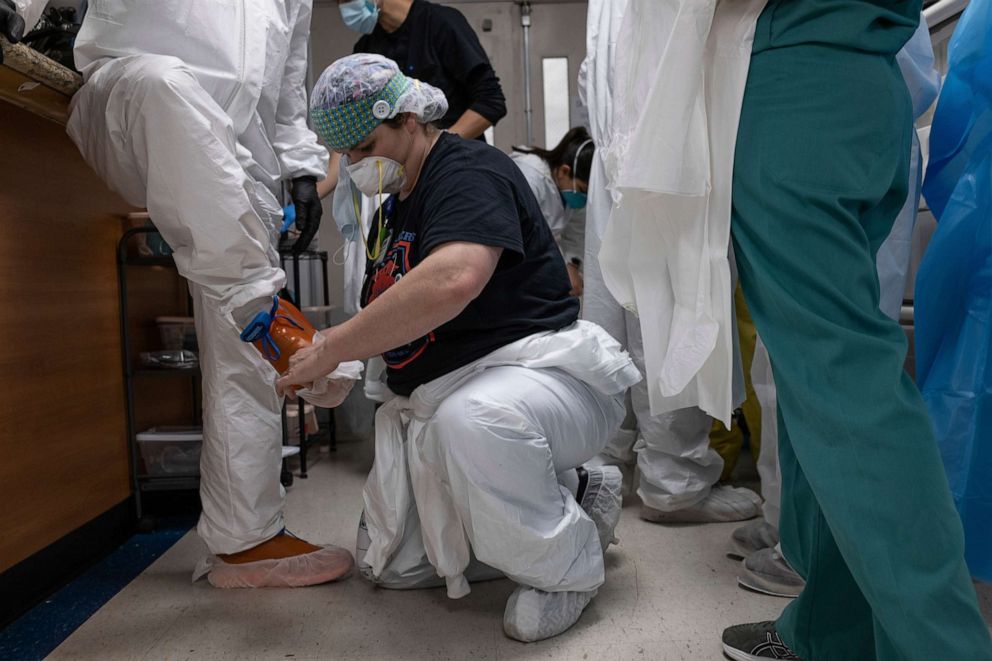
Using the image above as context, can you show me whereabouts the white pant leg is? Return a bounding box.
[67,54,284,318]
[68,55,287,553]
[626,311,724,511]
[751,336,781,528]
[581,164,626,344]
[192,284,285,553]
[583,216,638,466]
[358,509,505,590]
[422,366,624,593]
[595,390,639,466]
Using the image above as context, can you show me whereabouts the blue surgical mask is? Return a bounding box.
[561,190,587,210]
[339,0,379,35]
[560,138,593,210]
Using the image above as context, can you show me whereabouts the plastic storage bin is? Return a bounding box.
[128,212,174,257]
[136,427,202,476]
[140,349,198,369]
[156,316,197,351]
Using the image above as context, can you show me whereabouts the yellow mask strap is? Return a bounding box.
[354,159,386,262]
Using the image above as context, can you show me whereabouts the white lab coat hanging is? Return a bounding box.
[597,0,767,426]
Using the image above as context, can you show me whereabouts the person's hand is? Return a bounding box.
[0,0,26,44]
[567,262,584,297]
[290,176,322,255]
[276,333,339,397]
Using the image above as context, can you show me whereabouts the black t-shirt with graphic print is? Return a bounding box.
[360,131,579,396]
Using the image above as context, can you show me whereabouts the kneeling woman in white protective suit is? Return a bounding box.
[277,54,641,643]
[510,128,594,296]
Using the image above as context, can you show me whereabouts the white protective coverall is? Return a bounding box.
[597,0,766,426]
[578,0,747,512]
[509,151,568,238]
[359,322,640,599]
[66,0,328,554]
[583,2,934,521]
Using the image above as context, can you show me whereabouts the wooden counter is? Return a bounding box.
[0,39,81,125]
[0,42,191,586]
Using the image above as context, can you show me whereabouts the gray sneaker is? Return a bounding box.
[578,465,623,552]
[641,485,763,524]
[727,519,779,560]
[722,621,803,660]
[737,547,805,598]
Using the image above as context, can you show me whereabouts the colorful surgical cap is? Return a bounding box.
[310,53,448,151]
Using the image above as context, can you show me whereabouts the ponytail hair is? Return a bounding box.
[514,126,595,182]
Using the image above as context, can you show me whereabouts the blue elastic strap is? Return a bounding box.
[239,297,282,361]
[238,296,307,362]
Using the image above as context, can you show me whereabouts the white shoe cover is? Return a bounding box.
[737,547,805,598]
[641,485,762,524]
[580,465,623,551]
[727,519,779,559]
[503,586,597,642]
[195,544,354,588]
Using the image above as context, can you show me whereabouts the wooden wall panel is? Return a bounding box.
[0,101,135,571]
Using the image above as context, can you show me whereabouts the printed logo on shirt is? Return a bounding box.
[366,230,413,304]
[363,229,435,368]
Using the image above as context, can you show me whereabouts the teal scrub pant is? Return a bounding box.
[730,44,992,660]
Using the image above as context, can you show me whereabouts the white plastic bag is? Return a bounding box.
[295,360,364,408]
[290,333,364,408]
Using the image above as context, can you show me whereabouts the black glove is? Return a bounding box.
[290,176,322,255]
[0,0,25,45]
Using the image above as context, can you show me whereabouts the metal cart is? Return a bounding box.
[278,248,337,479]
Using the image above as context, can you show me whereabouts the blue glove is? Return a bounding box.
[280,204,296,234]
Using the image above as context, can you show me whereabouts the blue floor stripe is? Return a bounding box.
[0,515,195,661]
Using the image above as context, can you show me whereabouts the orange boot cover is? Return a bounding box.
[208,532,354,588]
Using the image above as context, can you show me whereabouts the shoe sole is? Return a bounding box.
[736,569,803,599]
[722,642,763,661]
[641,507,760,525]
[209,562,354,588]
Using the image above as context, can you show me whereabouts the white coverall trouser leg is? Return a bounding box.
[67,55,286,554]
[750,336,781,528]
[368,366,624,593]
[623,312,724,511]
[582,176,723,512]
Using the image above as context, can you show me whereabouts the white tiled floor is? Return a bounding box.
[48,441,991,661]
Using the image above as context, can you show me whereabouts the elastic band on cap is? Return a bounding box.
[310,72,410,150]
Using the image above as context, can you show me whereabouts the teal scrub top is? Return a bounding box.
[753,0,923,54]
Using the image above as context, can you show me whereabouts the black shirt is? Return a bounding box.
[353,0,507,134]
[360,132,579,396]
